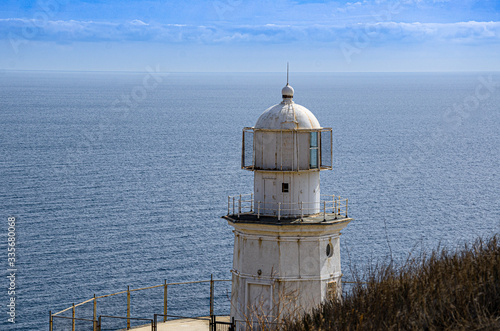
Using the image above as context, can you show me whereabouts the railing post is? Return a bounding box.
[300,201,303,219]
[127,286,131,329]
[232,197,235,215]
[163,280,168,322]
[278,202,281,221]
[209,274,214,317]
[323,201,326,221]
[72,303,75,331]
[238,194,241,218]
[334,197,337,219]
[49,311,53,331]
[257,201,260,219]
[93,294,97,331]
[227,196,230,216]
[250,193,253,212]
[98,316,102,331]
[346,198,348,217]
[154,314,158,331]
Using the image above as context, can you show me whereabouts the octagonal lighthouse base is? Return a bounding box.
[224,213,352,330]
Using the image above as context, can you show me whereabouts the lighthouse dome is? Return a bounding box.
[254,84,321,130]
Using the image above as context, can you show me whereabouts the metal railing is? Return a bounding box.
[50,275,363,331]
[227,193,254,216]
[227,194,348,220]
[49,275,231,331]
[211,315,235,331]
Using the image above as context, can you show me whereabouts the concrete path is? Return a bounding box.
[129,316,230,331]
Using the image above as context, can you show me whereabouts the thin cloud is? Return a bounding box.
[369,21,500,42]
[0,18,498,44]
[129,19,148,26]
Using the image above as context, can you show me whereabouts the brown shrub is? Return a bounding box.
[283,235,500,331]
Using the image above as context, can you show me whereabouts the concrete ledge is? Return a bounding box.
[130,316,230,331]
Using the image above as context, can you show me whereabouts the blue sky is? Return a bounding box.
[1,0,499,71]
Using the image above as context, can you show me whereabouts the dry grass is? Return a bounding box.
[283,235,500,331]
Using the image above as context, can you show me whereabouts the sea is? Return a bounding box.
[0,71,499,330]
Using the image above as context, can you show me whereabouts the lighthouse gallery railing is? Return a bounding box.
[49,277,231,331]
[227,194,348,220]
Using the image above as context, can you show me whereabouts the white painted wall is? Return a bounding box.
[253,171,320,216]
[253,130,312,171]
[251,129,323,216]
[229,222,348,330]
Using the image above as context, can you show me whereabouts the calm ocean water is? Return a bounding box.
[0,71,499,330]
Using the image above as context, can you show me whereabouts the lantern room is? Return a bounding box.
[240,84,333,217]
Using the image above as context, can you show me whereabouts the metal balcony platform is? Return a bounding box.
[223,212,352,226]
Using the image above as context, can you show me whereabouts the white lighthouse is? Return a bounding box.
[224,77,352,329]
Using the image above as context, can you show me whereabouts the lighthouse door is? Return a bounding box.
[246,283,272,328]
[263,178,276,216]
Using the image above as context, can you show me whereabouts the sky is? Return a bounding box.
[0,0,499,72]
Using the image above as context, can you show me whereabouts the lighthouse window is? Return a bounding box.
[326,243,333,257]
[282,183,289,193]
[320,129,333,169]
[310,132,319,169]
